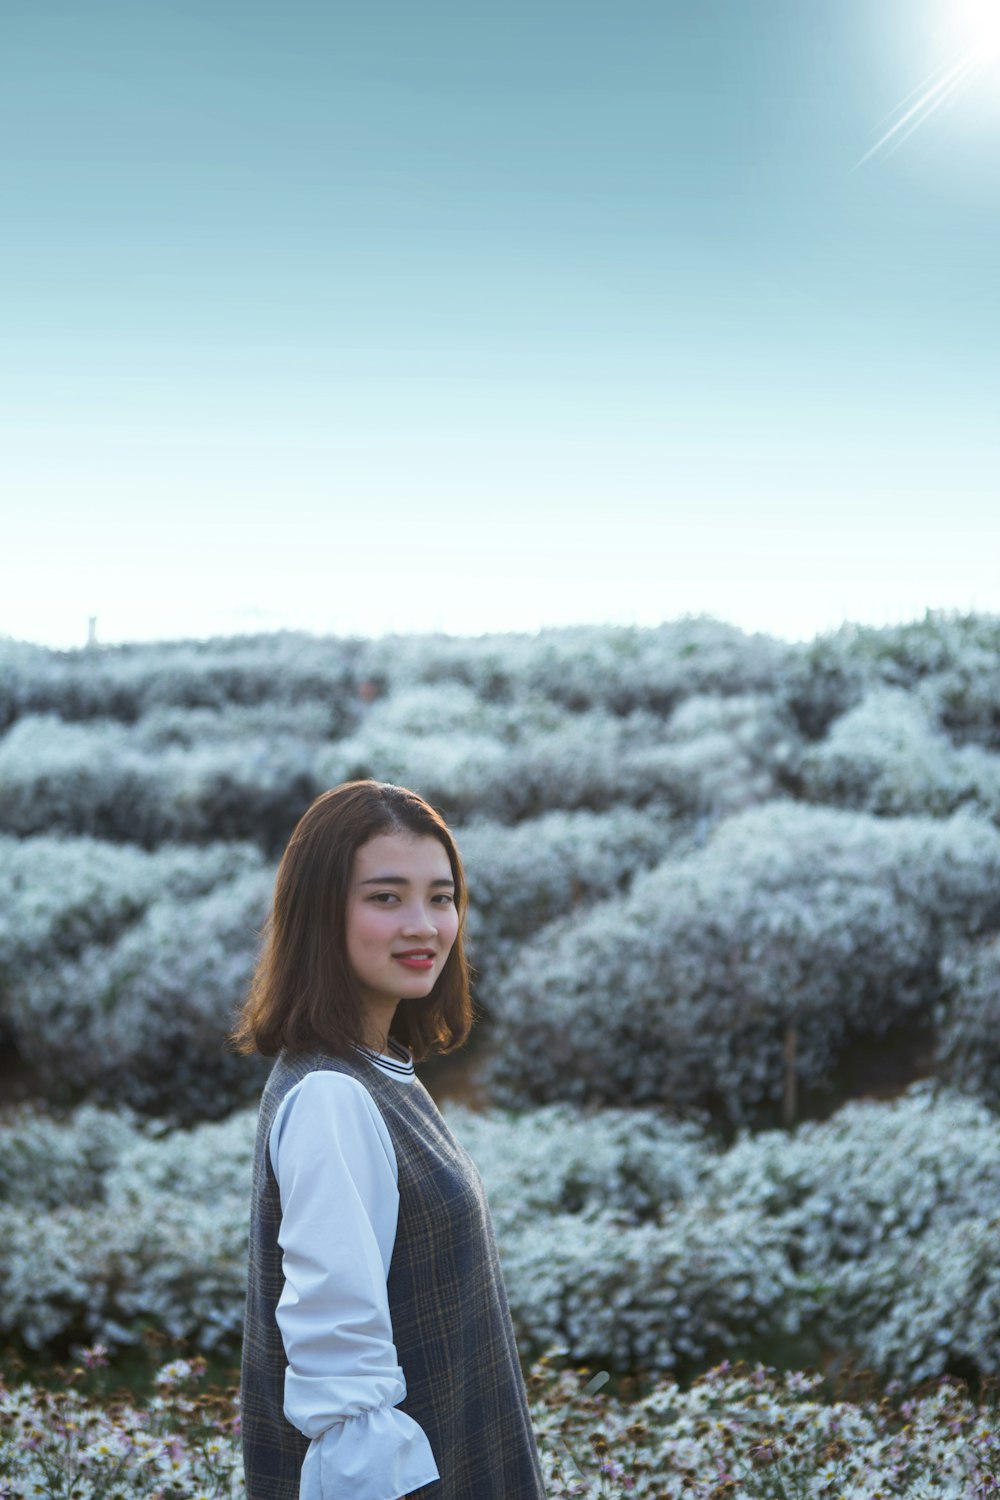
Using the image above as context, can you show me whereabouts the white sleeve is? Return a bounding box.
[269,1071,440,1500]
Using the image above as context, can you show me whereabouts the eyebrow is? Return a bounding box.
[359,875,455,888]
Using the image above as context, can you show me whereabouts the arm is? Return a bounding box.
[270,1071,440,1500]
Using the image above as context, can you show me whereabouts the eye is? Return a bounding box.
[432,893,455,905]
[369,892,400,904]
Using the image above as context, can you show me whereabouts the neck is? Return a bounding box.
[362,998,399,1057]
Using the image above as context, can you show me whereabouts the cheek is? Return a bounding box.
[440,907,461,951]
[346,904,386,955]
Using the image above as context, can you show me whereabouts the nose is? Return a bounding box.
[401,903,438,938]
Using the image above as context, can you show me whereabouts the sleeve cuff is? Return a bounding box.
[297,1402,440,1500]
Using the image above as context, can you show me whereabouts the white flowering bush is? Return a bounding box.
[319,697,801,829]
[457,808,682,994]
[0,716,183,844]
[0,716,321,850]
[920,642,1000,750]
[776,629,870,740]
[935,934,1000,1111]
[132,698,349,751]
[485,803,1000,1121]
[4,869,273,1118]
[451,1086,1000,1379]
[3,614,1000,1408]
[0,815,690,1112]
[0,1109,253,1350]
[0,1105,137,1210]
[700,1082,1000,1379]
[0,840,265,1062]
[444,1103,711,1231]
[842,611,1000,690]
[0,631,365,729]
[842,1213,1000,1386]
[0,639,55,732]
[658,692,802,817]
[497,1207,800,1371]
[0,838,271,1116]
[5,1086,1000,1385]
[776,612,1000,752]
[798,688,1000,820]
[364,618,793,716]
[318,707,696,824]
[0,694,710,847]
[0,836,264,977]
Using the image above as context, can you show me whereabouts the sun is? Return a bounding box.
[952,0,1000,59]
[855,0,1000,165]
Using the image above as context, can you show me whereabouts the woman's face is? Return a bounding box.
[345,831,460,1017]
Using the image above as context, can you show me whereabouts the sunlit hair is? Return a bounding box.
[231,780,473,1062]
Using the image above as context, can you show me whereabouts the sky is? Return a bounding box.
[2,0,999,649]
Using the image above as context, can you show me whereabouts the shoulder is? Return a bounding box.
[269,1069,396,1179]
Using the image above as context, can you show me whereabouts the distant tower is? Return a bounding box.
[87,616,98,649]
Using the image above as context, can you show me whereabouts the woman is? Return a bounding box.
[233,780,547,1500]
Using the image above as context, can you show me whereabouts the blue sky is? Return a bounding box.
[3,0,998,647]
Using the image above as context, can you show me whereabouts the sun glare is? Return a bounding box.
[953,0,1000,59]
[856,0,1000,166]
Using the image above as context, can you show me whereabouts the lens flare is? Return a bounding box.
[856,0,1000,165]
[854,47,986,166]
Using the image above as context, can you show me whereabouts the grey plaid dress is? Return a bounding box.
[241,1047,547,1499]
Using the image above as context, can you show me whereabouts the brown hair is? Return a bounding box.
[231,780,473,1062]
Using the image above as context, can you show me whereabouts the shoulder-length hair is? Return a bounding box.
[231,780,473,1062]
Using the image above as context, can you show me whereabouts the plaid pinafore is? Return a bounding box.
[241,1048,547,1499]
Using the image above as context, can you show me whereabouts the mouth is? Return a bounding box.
[393,949,436,970]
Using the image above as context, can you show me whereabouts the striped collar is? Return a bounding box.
[350,1037,416,1078]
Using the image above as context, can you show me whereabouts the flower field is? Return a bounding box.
[3,613,1000,1495]
[3,1352,998,1498]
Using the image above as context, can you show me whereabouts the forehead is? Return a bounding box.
[352,831,454,882]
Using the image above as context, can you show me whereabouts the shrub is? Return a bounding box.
[0,1104,137,1211]
[0,837,264,971]
[778,628,869,741]
[365,618,793,716]
[457,808,681,996]
[658,692,802,819]
[319,695,798,828]
[4,869,273,1119]
[4,1086,1000,1385]
[0,631,366,730]
[497,1206,798,1371]
[447,1104,711,1234]
[0,1109,253,1350]
[484,803,1000,1122]
[704,1082,1000,1381]
[921,645,1000,750]
[0,717,321,849]
[798,689,1000,820]
[0,837,266,1060]
[934,934,1000,1112]
[0,716,183,845]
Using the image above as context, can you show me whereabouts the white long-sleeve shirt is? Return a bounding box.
[268,1043,441,1500]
